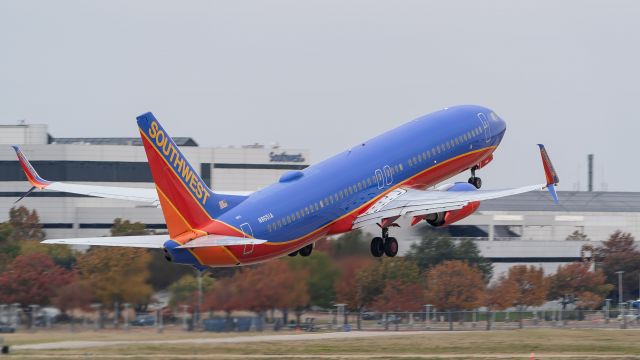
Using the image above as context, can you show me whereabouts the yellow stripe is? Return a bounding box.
[264,146,496,246]
[155,187,206,265]
[139,129,250,237]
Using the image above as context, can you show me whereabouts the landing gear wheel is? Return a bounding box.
[384,237,398,257]
[299,244,313,257]
[468,176,482,189]
[370,237,384,257]
[288,250,298,257]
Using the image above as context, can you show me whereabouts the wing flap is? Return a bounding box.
[178,235,267,248]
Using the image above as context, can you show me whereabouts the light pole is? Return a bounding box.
[616,271,624,309]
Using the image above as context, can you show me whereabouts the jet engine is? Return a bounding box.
[423,182,480,227]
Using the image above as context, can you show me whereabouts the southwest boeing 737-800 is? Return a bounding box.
[12,105,559,269]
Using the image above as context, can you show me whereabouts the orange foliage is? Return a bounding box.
[424,260,485,311]
[507,265,548,309]
[484,275,518,310]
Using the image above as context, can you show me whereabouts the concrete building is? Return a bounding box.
[0,123,309,239]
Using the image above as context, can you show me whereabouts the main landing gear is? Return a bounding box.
[468,166,482,189]
[370,227,398,258]
[288,243,313,257]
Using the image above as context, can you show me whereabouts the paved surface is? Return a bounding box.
[13,331,438,351]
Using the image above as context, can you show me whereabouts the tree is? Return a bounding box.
[424,260,485,311]
[8,206,45,242]
[406,237,493,280]
[0,253,74,307]
[203,276,242,320]
[335,256,375,312]
[354,257,422,311]
[51,280,95,315]
[287,251,339,309]
[596,231,640,303]
[547,262,613,310]
[169,273,214,307]
[76,247,153,309]
[0,222,18,271]
[566,230,589,241]
[506,265,548,310]
[484,275,518,311]
[318,230,371,258]
[241,260,309,324]
[19,239,76,269]
[372,280,424,312]
[110,218,151,236]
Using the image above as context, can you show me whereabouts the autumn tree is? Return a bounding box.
[596,231,640,303]
[354,258,422,312]
[424,260,485,311]
[20,239,76,269]
[406,236,493,280]
[547,262,613,310]
[335,257,375,312]
[372,280,424,312]
[287,251,339,308]
[241,260,309,324]
[52,280,95,315]
[203,276,242,320]
[0,253,74,308]
[8,206,45,242]
[484,275,518,311]
[506,265,548,310]
[76,247,153,310]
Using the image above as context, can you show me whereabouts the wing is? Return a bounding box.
[43,234,266,248]
[11,145,252,205]
[353,144,560,229]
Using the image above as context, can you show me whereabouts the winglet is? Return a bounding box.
[537,144,559,203]
[11,145,51,189]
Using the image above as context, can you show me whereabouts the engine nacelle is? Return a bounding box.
[423,182,480,227]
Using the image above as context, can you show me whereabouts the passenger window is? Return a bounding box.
[399,164,404,171]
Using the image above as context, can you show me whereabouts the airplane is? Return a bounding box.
[12,105,559,269]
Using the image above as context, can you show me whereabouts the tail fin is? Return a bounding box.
[137,112,245,238]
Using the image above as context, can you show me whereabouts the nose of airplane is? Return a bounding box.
[490,111,507,135]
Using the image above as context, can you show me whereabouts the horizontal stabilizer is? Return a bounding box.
[42,235,169,248]
[178,235,267,248]
[42,234,267,249]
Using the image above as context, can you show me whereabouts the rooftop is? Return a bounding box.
[481,191,640,212]
[50,137,198,147]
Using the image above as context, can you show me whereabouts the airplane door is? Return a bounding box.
[240,223,254,255]
[375,169,384,189]
[383,165,393,185]
[478,113,491,143]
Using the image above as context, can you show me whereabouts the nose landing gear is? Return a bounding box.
[370,226,398,258]
[468,166,482,189]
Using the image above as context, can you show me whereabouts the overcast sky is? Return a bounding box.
[1,1,639,191]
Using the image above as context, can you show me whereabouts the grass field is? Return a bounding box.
[3,328,640,359]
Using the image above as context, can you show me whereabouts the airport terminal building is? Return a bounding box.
[0,123,309,238]
[2,123,639,277]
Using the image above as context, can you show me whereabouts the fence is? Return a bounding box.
[2,304,640,333]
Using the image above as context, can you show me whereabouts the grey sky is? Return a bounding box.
[1,1,639,191]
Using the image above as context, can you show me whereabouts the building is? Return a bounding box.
[0,123,309,238]
[388,190,640,276]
